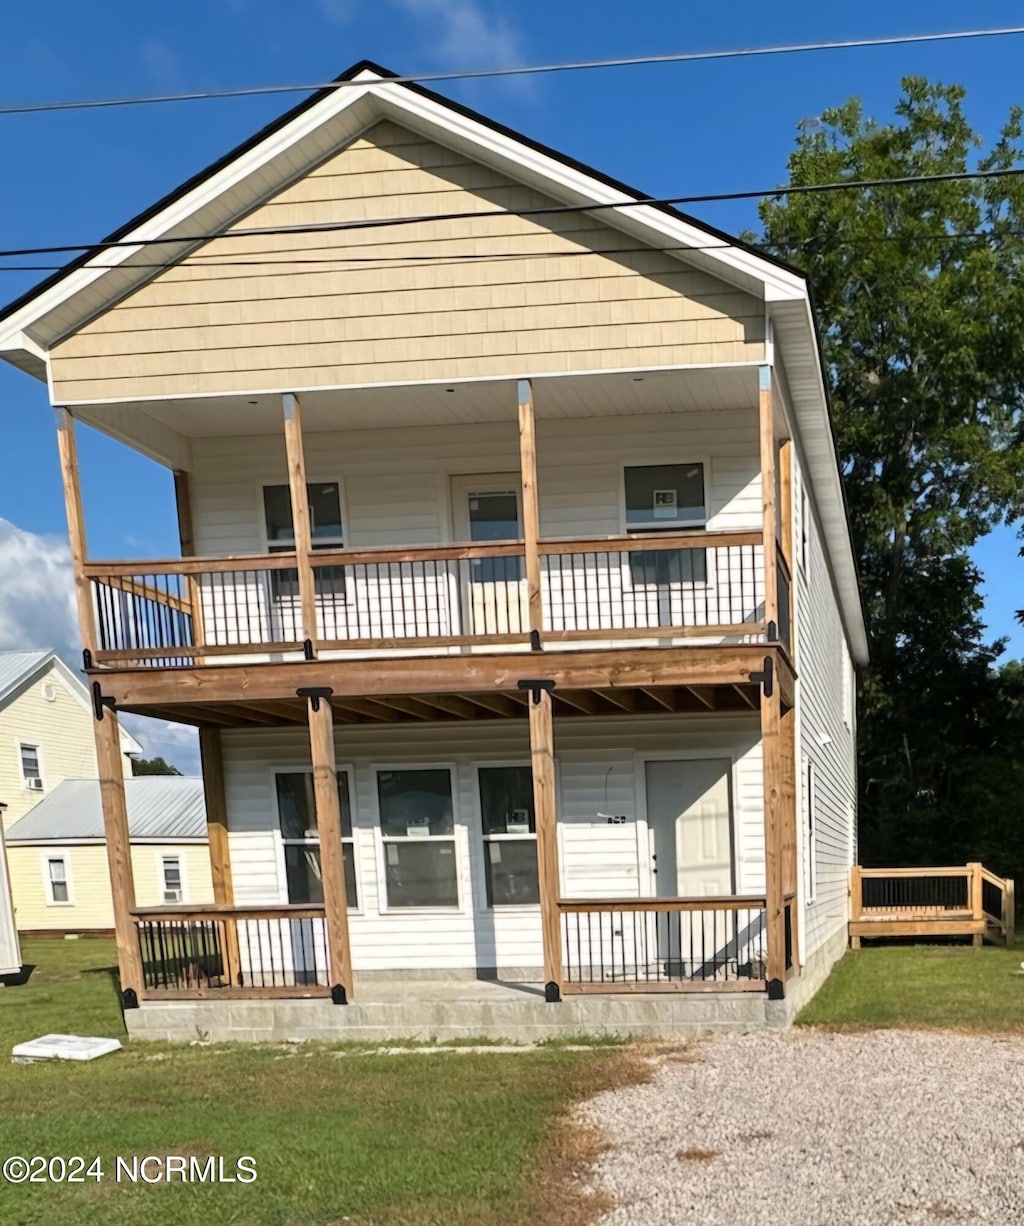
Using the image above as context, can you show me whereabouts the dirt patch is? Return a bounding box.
[677,1147,719,1163]
[531,1046,654,1226]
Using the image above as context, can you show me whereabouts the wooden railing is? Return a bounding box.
[558,896,769,993]
[133,905,332,999]
[85,529,766,667]
[849,864,1015,947]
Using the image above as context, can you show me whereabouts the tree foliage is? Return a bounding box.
[131,756,183,777]
[756,79,1024,876]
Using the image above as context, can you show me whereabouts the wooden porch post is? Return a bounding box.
[969,862,984,948]
[93,704,144,1004]
[523,681,562,1001]
[54,408,96,660]
[173,470,206,656]
[198,727,241,986]
[282,393,319,658]
[759,366,787,995]
[517,379,543,644]
[301,688,353,1001]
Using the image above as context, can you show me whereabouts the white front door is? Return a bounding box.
[644,758,734,977]
[451,475,525,636]
[645,758,734,897]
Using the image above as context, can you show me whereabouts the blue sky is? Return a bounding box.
[0,1,1022,764]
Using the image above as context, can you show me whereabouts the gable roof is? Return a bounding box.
[5,776,207,843]
[0,62,868,664]
[0,649,143,755]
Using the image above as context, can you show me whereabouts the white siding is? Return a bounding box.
[221,714,762,973]
[791,448,858,959]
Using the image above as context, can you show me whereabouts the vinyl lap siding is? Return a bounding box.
[220,714,762,973]
[792,452,857,960]
[50,120,765,402]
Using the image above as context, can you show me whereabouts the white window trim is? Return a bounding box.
[158,851,187,904]
[41,852,73,907]
[472,759,539,914]
[256,477,353,611]
[619,455,713,534]
[17,740,45,792]
[269,763,361,914]
[371,761,465,915]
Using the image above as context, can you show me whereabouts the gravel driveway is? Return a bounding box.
[582,1030,1024,1225]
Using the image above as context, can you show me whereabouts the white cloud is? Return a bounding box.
[0,518,198,774]
[392,0,526,72]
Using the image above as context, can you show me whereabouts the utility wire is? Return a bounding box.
[1,166,1022,263]
[2,26,1024,116]
[0,230,1020,274]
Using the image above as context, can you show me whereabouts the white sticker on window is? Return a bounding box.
[653,489,677,518]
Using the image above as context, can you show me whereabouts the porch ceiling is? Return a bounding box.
[81,365,758,442]
[120,682,762,729]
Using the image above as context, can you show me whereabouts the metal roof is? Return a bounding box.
[0,650,54,707]
[5,776,208,843]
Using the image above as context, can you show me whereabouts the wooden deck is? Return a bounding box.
[849,864,1015,947]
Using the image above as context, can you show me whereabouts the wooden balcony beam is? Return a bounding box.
[97,644,785,710]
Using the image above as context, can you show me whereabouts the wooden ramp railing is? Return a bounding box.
[850,864,1015,948]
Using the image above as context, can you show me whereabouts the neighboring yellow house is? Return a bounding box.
[6,776,212,934]
[0,650,140,829]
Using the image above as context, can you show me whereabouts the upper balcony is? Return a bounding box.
[59,365,794,689]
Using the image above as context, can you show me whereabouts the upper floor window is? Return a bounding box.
[799,487,810,575]
[161,856,183,904]
[624,463,707,584]
[20,743,43,791]
[263,482,345,598]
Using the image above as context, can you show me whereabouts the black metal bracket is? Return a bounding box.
[82,648,94,671]
[767,978,785,1002]
[331,984,348,1006]
[517,678,556,705]
[296,686,334,712]
[122,988,139,1011]
[749,656,774,698]
[529,628,542,653]
[766,620,778,643]
[544,981,562,1004]
[303,638,315,661]
[92,681,116,721]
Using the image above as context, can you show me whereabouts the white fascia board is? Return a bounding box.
[0,67,806,358]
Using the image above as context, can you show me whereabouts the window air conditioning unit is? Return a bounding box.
[163,889,183,904]
[27,778,43,791]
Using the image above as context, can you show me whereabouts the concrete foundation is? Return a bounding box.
[127,925,850,1044]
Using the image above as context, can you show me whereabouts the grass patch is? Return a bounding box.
[796,944,1024,1031]
[0,939,644,1225]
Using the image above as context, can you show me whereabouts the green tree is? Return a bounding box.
[756,79,1024,866]
[131,756,183,777]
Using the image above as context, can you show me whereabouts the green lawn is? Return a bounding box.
[796,944,1024,1031]
[0,939,637,1226]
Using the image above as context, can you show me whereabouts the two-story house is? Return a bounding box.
[0,63,868,1041]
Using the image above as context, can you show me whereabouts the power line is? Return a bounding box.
[0,229,1019,274]
[1,166,1022,263]
[2,26,1024,117]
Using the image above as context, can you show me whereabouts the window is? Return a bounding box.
[377,768,457,908]
[624,463,707,584]
[47,857,69,904]
[464,486,523,582]
[841,651,854,732]
[161,856,183,904]
[20,743,42,790]
[479,766,538,907]
[804,761,817,902]
[263,482,345,598]
[275,771,357,907]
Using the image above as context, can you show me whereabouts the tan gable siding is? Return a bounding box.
[50,121,765,403]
